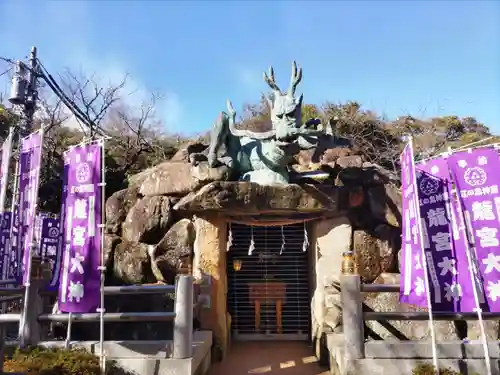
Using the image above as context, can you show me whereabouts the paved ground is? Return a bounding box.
[208,341,329,375]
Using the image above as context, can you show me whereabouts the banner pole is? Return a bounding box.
[19,127,45,347]
[407,136,440,372]
[65,312,72,349]
[6,131,20,284]
[0,128,14,282]
[445,147,492,375]
[0,127,14,216]
[97,138,106,375]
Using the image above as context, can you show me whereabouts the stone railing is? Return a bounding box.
[340,252,500,361]
[0,263,195,372]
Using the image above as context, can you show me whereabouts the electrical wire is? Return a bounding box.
[0,56,16,65]
[5,55,158,161]
[0,68,12,78]
[36,61,100,133]
[36,58,154,153]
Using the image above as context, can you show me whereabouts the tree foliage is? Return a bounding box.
[238,95,497,172]
[1,70,193,212]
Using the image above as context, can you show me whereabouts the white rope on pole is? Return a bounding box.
[416,136,498,164]
[441,146,492,375]
[97,137,107,375]
[408,136,440,373]
[453,136,496,151]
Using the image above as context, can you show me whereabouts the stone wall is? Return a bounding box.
[310,217,352,361]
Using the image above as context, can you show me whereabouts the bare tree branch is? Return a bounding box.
[58,68,127,136]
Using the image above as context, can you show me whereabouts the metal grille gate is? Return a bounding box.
[227,223,310,341]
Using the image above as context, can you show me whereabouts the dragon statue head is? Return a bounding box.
[227,61,322,143]
[263,61,303,140]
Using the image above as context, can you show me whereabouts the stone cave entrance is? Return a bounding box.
[226,223,311,341]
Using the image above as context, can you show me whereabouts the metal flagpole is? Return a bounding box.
[65,312,72,349]
[19,127,45,347]
[97,138,106,375]
[0,127,14,214]
[408,136,440,372]
[0,127,14,282]
[6,131,20,283]
[444,147,492,375]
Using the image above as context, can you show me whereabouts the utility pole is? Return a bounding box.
[7,46,40,237]
[9,46,38,135]
[7,47,41,345]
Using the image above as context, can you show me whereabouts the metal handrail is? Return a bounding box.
[0,275,196,363]
[358,282,495,322]
[0,287,24,296]
[39,284,176,296]
[38,312,176,322]
[364,311,500,321]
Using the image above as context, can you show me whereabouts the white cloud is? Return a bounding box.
[233,66,264,93]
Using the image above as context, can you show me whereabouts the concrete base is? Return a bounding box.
[327,333,500,375]
[39,330,212,375]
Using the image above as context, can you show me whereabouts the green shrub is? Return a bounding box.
[412,363,479,375]
[4,346,134,375]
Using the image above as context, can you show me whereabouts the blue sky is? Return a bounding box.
[0,0,499,135]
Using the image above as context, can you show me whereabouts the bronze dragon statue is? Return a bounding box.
[190,61,334,185]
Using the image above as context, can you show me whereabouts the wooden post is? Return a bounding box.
[340,251,365,360]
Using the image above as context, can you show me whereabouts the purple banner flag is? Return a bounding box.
[33,212,56,257]
[0,212,11,279]
[19,131,44,284]
[58,142,103,313]
[400,141,428,307]
[418,158,480,312]
[448,148,500,311]
[0,129,13,212]
[39,216,63,291]
[8,207,20,280]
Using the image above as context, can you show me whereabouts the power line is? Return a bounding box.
[36,60,107,137]
[8,51,157,156]
[0,56,16,65]
[36,58,156,153]
[0,68,12,78]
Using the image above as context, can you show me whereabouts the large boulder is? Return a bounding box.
[105,186,140,234]
[366,183,402,227]
[352,229,396,283]
[139,161,231,197]
[293,134,352,163]
[310,217,353,338]
[122,196,174,244]
[103,234,121,270]
[174,181,341,215]
[170,141,207,162]
[335,155,363,169]
[112,241,156,284]
[151,219,196,283]
[128,167,159,187]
